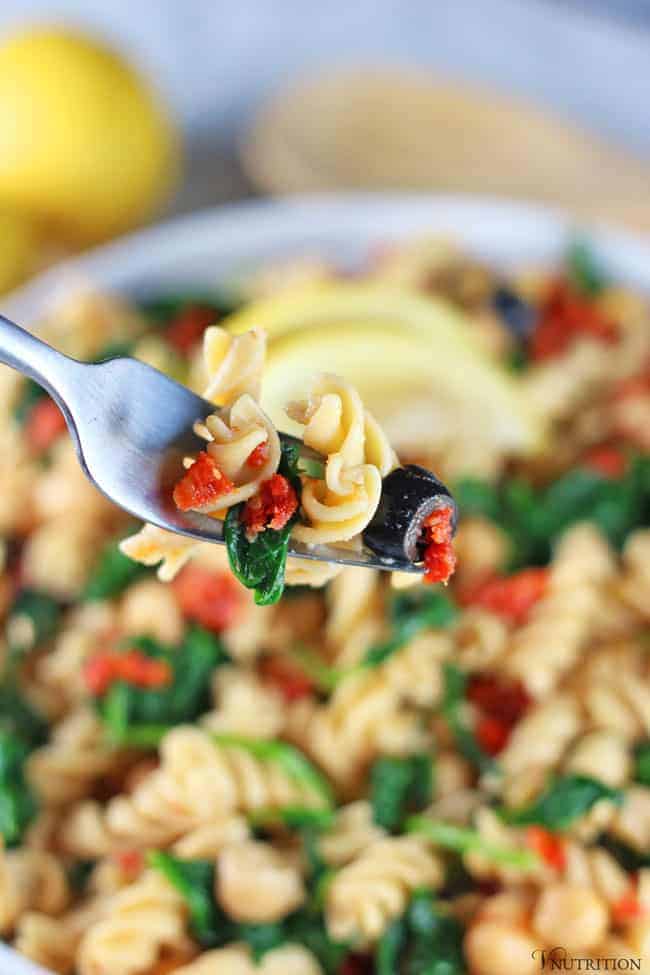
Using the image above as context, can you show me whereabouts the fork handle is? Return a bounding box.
[0,313,82,404]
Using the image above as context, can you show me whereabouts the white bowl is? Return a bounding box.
[2,193,649,975]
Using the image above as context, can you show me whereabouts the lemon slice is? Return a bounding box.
[224,284,545,456]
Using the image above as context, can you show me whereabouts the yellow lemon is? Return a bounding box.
[0,210,41,293]
[0,27,181,244]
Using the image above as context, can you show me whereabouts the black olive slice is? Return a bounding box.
[363,464,458,564]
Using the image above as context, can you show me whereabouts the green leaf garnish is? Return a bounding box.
[499,775,624,831]
[370,754,433,831]
[0,730,38,846]
[634,741,650,787]
[406,816,539,869]
[566,239,607,296]
[83,540,150,601]
[376,890,466,975]
[211,734,333,808]
[441,665,497,776]
[96,626,227,746]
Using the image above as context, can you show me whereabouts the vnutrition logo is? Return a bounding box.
[531,947,642,971]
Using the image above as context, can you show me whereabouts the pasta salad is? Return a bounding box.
[0,237,648,975]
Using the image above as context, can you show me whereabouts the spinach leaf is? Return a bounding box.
[225,439,301,606]
[406,816,538,869]
[285,911,349,975]
[566,239,607,296]
[500,775,624,831]
[6,589,61,654]
[96,626,227,746]
[441,665,497,776]
[377,916,409,975]
[0,731,38,846]
[376,891,465,975]
[370,754,433,831]
[634,741,650,787]
[250,806,335,832]
[0,681,48,747]
[363,591,458,668]
[149,850,347,971]
[598,835,650,873]
[83,540,150,600]
[454,455,650,572]
[225,508,294,606]
[148,852,231,947]
[211,734,333,808]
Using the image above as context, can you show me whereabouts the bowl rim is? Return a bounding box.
[4,192,650,322]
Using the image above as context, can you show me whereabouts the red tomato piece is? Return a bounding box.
[25,398,67,452]
[84,650,171,695]
[612,885,646,924]
[422,505,457,585]
[259,655,314,702]
[246,441,269,468]
[462,567,549,624]
[339,955,374,975]
[242,473,298,537]
[114,848,144,879]
[171,565,242,632]
[476,715,511,755]
[165,305,217,353]
[531,279,618,362]
[173,451,235,512]
[83,653,117,696]
[467,676,531,725]
[525,826,567,870]
[582,444,628,479]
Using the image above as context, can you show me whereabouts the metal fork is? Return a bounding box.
[0,314,439,572]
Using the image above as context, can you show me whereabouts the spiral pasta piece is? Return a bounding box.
[77,870,191,975]
[61,726,326,856]
[504,524,615,697]
[202,326,267,406]
[325,836,443,945]
[0,844,70,936]
[201,666,286,739]
[216,839,305,923]
[318,801,386,867]
[27,708,124,807]
[289,374,396,545]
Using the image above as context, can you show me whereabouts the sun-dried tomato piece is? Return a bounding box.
[165,305,217,353]
[113,848,144,879]
[173,451,234,512]
[582,444,628,479]
[246,441,269,468]
[462,567,549,624]
[242,473,298,538]
[83,649,171,695]
[421,505,457,585]
[171,565,242,632]
[531,279,618,362]
[525,826,567,870]
[259,654,314,702]
[25,398,67,452]
[467,676,531,725]
[476,715,511,755]
[612,883,646,924]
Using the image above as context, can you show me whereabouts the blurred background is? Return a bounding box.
[0,0,649,292]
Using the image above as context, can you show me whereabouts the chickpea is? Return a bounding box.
[464,920,538,975]
[216,840,304,923]
[532,884,608,952]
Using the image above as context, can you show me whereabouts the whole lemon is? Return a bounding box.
[0,27,181,244]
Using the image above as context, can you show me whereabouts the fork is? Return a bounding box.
[0,314,455,573]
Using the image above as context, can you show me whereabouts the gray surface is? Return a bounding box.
[2,0,650,214]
